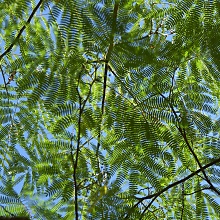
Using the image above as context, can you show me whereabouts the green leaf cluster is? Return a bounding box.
[0,0,219,219]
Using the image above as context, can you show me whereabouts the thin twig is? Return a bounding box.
[180,183,184,220]
[183,187,211,196]
[0,65,10,104]
[96,2,119,172]
[0,65,14,127]
[72,73,83,220]
[139,196,157,220]
[0,204,15,216]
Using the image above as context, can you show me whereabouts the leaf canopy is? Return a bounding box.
[0,0,220,219]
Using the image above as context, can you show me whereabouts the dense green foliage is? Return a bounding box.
[0,0,220,219]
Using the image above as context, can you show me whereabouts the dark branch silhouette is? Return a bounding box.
[124,157,220,219]
[0,0,43,61]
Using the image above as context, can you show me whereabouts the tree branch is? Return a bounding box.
[0,0,43,61]
[73,73,83,220]
[124,157,220,219]
[159,91,220,196]
[73,68,97,219]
